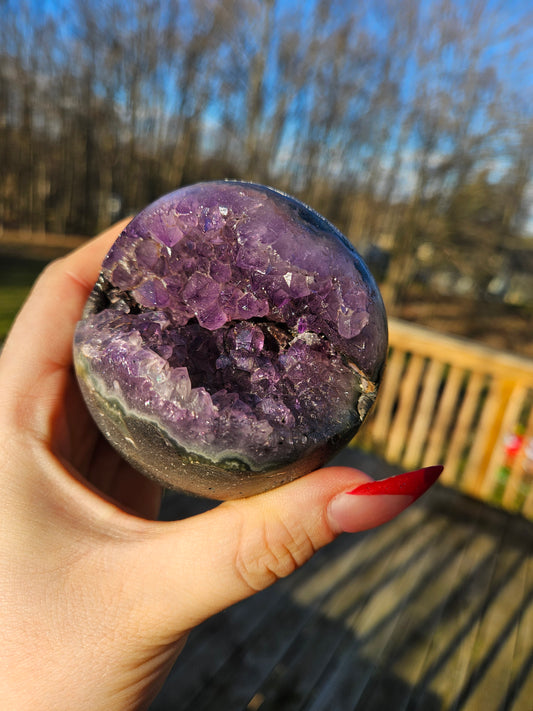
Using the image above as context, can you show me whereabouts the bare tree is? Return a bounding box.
[0,0,531,311]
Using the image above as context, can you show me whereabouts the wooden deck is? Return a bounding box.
[150,449,533,711]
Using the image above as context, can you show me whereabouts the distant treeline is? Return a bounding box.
[1,0,532,307]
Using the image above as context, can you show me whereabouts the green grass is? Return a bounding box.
[0,284,34,340]
[0,252,51,341]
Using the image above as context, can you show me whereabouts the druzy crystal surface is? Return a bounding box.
[73,181,387,499]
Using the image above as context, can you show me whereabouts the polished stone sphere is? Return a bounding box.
[73,181,387,499]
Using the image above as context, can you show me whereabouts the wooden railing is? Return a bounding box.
[0,229,87,250]
[356,318,533,520]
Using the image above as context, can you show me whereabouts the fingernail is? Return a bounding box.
[347,465,444,497]
[328,465,443,534]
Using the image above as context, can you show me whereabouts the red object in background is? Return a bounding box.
[503,433,524,460]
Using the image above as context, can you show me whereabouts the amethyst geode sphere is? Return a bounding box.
[73,181,387,499]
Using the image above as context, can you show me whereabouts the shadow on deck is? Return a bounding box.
[150,449,533,711]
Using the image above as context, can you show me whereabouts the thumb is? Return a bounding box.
[130,465,442,637]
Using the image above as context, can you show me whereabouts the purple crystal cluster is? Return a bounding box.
[74,181,387,499]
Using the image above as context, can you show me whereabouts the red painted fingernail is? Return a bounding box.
[327,465,443,534]
[347,465,443,499]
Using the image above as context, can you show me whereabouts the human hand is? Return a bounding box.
[0,221,441,710]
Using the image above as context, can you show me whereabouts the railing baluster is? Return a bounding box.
[461,380,514,497]
[522,421,533,516]
[404,359,445,470]
[500,387,533,510]
[386,354,426,463]
[369,347,406,449]
[423,366,464,470]
[442,372,485,487]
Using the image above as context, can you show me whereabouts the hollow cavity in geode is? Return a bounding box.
[73,181,387,499]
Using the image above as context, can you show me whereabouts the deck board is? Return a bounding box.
[150,449,533,711]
